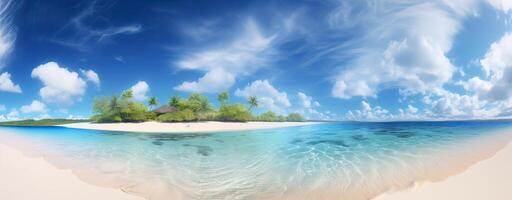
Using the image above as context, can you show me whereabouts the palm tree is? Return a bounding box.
[122,89,133,99]
[217,91,229,106]
[109,96,121,116]
[248,96,258,112]
[169,96,181,108]
[148,97,158,110]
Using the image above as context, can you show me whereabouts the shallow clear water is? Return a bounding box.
[1,121,512,200]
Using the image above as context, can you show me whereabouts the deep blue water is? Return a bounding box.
[1,121,512,200]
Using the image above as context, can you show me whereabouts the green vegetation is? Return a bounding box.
[91,90,305,123]
[0,119,89,126]
[256,111,280,121]
[248,96,258,112]
[148,96,158,110]
[217,91,229,106]
[92,91,152,123]
[157,109,196,122]
[218,104,252,122]
[286,113,305,122]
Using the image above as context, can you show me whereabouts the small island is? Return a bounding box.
[1,90,319,133]
[89,89,306,123]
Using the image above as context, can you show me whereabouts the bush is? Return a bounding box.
[92,114,122,123]
[201,111,219,121]
[286,113,304,122]
[120,102,149,122]
[256,111,278,121]
[218,104,252,122]
[91,95,152,123]
[145,112,157,121]
[157,109,196,122]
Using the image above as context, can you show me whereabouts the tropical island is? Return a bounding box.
[53,90,319,133]
[90,89,305,123]
[0,90,316,132]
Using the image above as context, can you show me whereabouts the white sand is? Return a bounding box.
[0,144,142,200]
[59,121,320,133]
[373,142,512,200]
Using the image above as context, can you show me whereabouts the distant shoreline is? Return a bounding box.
[58,121,322,133]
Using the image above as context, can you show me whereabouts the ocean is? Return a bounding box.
[1,121,511,200]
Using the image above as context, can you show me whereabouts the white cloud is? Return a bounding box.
[488,0,512,13]
[331,1,476,99]
[480,33,512,79]
[407,105,418,114]
[20,100,46,114]
[31,62,87,105]
[423,90,489,118]
[297,92,314,108]
[0,108,18,121]
[345,101,394,121]
[0,72,21,93]
[66,114,86,120]
[0,0,15,68]
[52,2,141,49]
[235,80,290,113]
[80,69,100,87]
[295,92,325,120]
[130,81,149,101]
[476,33,512,101]
[7,108,17,118]
[456,77,492,95]
[345,101,429,121]
[114,56,124,62]
[174,19,277,93]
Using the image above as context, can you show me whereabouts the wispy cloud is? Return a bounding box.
[329,1,478,99]
[174,19,277,93]
[0,0,16,68]
[51,1,141,50]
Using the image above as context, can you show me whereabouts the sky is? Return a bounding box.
[1,0,512,121]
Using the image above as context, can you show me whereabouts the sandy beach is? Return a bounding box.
[59,121,320,133]
[373,141,512,200]
[1,141,511,200]
[1,124,511,200]
[0,143,143,200]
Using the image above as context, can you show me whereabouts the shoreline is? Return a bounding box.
[1,127,511,200]
[58,121,321,133]
[373,136,512,200]
[0,143,143,200]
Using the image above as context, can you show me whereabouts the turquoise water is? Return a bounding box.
[1,121,512,200]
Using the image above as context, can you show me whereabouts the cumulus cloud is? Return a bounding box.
[407,105,418,114]
[31,62,87,105]
[475,33,512,101]
[235,80,290,113]
[20,100,46,114]
[330,1,477,99]
[488,0,512,13]
[0,108,18,122]
[175,19,277,93]
[130,81,149,101]
[295,92,326,120]
[344,101,433,121]
[0,72,21,93]
[298,92,315,108]
[345,101,394,121]
[0,0,15,68]
[80,69,100,87]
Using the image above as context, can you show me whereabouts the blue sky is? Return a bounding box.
[1,0,512,121]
